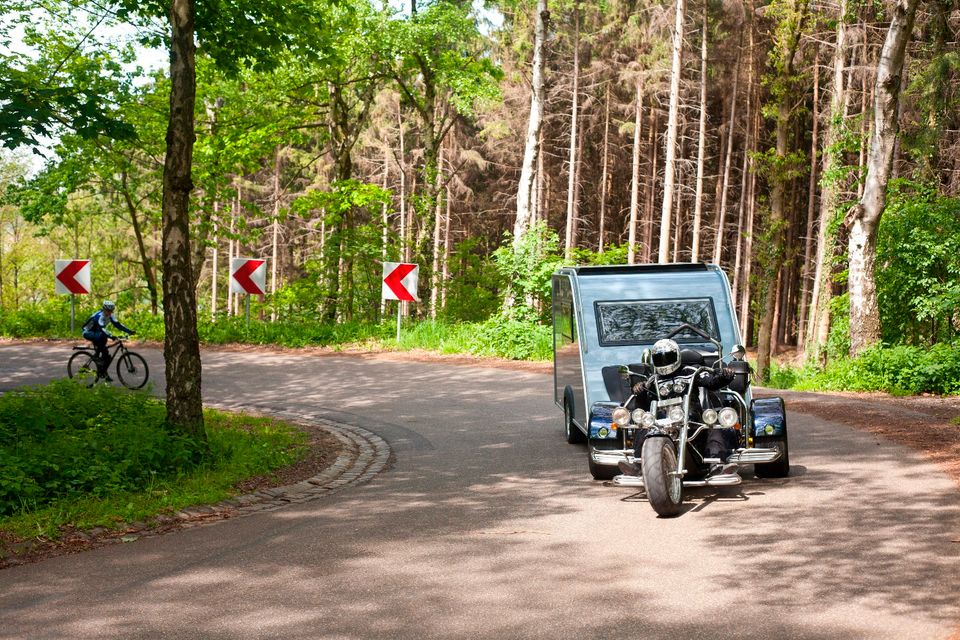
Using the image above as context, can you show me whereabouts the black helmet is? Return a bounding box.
[651,338,680,375]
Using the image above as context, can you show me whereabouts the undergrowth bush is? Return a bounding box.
[768,341,960,395]
[466,316,552,361]
[0,380,305,519]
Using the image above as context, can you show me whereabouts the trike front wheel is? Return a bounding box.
[641,437,683,517]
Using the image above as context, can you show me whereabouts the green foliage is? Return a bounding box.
[494,221,564,321]
[385,1,504,119]
[826,292,851,359]
[440,237,504,322]
[770,342,960,395]
[0,380,305,534]
[466,316,552,361]
[876,183,960,345]
[0,14,137,149]
[390,318,551,361]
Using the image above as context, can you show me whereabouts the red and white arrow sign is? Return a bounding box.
[230,258,267,295]
[382,262,418,302]
[55,259,91,295]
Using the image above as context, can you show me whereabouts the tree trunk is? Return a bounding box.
[740,90,761,341]
[513,0,549,246]
[210,198,219,319]
[806,0,849,358]
[691,17,708,262]
[380,146,390,318]
[756,0,809,381]
[598,82,611,253]
[643,108,658,263]
[797,52,820,351]
[846,0,919,355]
[270,149,281,322]
[227,188,236,316]
[712,45,741,266]
[731,107,752,308]
[441,180,451,310]
[659,0,686,263]
[161,0,203,435]
[564,0,580,260]
[430,145,444,318]
[120,170,159,314]
[398,105,408,263]
[627,80,644,264]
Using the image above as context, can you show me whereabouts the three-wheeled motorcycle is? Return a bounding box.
[552,264,789,516]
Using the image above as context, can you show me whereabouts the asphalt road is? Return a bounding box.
[1,344,958,640]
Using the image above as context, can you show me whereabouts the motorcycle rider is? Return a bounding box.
[618,338,737,477]
[81,300,136,381]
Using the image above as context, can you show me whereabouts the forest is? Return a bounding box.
[2,0,960,422]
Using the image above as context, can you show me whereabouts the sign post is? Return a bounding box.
[55,259,91,332]
[382,262,418,342]
[230,258,266,328]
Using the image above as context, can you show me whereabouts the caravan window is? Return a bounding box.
[595,298,719,346]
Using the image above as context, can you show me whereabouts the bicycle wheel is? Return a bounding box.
[67,351,98,387]
[116,352,149,390]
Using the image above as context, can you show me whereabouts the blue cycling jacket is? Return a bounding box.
[82,311,133,338]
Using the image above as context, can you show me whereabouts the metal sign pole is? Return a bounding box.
[246,294,251,328]
[70,295,75,332]
[396,302,401,342]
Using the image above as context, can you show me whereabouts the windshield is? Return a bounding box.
[595,298,720,346]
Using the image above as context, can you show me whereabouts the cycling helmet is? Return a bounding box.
[651,338,681,376]
[102,300,116,311]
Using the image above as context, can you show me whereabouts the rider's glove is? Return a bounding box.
[632,381,646,394]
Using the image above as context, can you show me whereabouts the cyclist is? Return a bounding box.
[81,300,136,381]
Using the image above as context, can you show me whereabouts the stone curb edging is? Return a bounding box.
[187,403,392,521]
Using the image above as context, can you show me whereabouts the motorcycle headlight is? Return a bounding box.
[668,406,685,423]
[612,407,630,427]
[718,407,739,428]
[658,384,672,396]
[702,409,718,425]
[631,409,645,424]
[672,382,685,394]
[640,412,656,428]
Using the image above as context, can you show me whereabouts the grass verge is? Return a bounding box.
[0,304,554,361]
[0,380,309,545]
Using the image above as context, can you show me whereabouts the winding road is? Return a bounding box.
[0,344,958,639]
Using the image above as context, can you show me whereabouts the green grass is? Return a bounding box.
[0,380,307,541]
[357,318,553,361]
[0,304,553,361]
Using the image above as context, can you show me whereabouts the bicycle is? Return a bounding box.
[67,337,150,390]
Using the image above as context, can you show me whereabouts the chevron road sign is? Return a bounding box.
[231,258,267,295]
[55,259,91,295]
[382,262,418,302]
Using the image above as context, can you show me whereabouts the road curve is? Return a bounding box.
[0,344,958,640]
